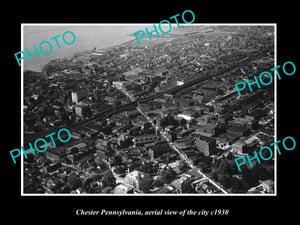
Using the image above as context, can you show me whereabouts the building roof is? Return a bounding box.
[149,142,172,152]
[195,135,215,143]
[233,140,247,147]
[46,147,67,156]
[125,170,151,181]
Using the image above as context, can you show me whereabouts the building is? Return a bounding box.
[228,117,259,131]
[123,68,144,81]
[197,122,225,137]
[196,114,214,124]
[155,186,176,194]
[164,94,174,108]
[46,147,67,161]
[260,179,274,193]
[177,97,193,108]
[170,173,192,193]
[114,183,134,194]
[194,135,216,156]
[71,90,88,104]
[112,81,124,90]
[45,162,62,174]
[213,102,228,114]
[148,142,172,160]
[218,113,233,124]
[75,104,91,118]
[65,143,87,154]
[232,140,247,153]
[192,92,205,104]
[133,133,160,146]
[191,177,209,191]
[123,170,152,192]
[226,126,250,137]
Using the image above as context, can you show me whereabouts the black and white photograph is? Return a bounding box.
[3,4,298,224]
[21,24,276,195]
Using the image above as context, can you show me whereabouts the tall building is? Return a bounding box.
[194,135,216,156]
[71,90,87,104]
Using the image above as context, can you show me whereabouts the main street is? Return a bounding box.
[119,85,229,194]
[136,105,229,194]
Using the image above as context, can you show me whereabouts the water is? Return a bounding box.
[23,25,145,72]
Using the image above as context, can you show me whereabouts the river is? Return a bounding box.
[23,24,145,72]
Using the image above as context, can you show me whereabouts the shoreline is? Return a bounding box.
[24,25,206,73]
[24,36,137,73]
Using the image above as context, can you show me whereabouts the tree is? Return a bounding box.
[151,178,165,188]
[182,180,194,193]
[218,174,232,189]
[159,167,177,183]
[210,170,219,181]
[120,137,133,149]
[197,161,209,173]
[227,152,233,160]
[160,114,179,128]
[251,164,272,181]
[241,167,259,190]
[111,155,123,166]
[69,174,82,190]
[231,178,245,193]
[101,171,116,187]
[216,158,232,176]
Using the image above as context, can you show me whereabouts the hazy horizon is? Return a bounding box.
[23,25,145,72]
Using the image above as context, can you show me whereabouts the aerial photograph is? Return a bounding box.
[22,24,275,195]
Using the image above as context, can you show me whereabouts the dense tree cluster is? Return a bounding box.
[208,154,273,193]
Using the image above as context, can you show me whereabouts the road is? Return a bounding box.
[136,105,229,194]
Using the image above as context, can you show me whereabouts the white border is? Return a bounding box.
[21,23,277,196]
